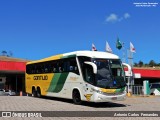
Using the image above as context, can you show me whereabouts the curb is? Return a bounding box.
[127,95,156,98]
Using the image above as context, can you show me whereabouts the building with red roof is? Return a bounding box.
[0,56,28,93]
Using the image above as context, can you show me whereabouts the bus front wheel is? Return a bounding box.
[72,90,82,105]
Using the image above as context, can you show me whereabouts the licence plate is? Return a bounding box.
[111,97,117,100]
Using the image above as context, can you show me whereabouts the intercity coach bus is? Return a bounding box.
[25,51,126,104]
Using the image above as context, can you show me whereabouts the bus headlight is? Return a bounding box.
[91,88,103,94]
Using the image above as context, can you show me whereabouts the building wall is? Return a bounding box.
[0,77,6,89]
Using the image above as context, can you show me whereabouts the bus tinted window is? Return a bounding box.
[26,57,79,74]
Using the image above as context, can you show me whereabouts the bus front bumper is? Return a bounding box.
[93,92,126,102]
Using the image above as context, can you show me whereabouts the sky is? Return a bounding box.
[0,0,160,64]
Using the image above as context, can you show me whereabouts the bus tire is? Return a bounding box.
[37,87,41,98]
[72,89,82,105]
[32,87,37,97]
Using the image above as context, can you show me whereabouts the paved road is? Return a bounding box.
[0,96,160,120]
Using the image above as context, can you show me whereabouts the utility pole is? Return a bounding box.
[127,49,134,86]
[122,42,126,63]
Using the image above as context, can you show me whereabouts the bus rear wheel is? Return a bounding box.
[32,88,37,97]
[72,90,82,105]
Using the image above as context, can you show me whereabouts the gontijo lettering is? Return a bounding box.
[33,75,48,80]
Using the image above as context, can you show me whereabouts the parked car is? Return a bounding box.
[4,90,16,96]
[150,83,160,95]
[0,89,8,96]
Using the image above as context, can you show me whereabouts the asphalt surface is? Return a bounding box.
[0,96,160,120]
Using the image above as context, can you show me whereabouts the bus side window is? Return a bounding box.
[38,64,43,74]
[56,61,60,72]
[45,68,48,73]
[55,60,64,73]
[59,67,62,72]
[44,62,49,73]
[63,60,70,72]
[75,66,77,71]
[34,64,37,73]
[26,65,32,74]
[53,68,56,72]
[51,61,58,73]
[69,58,79,75]
[70,66,73,71]
[41,65,45,73]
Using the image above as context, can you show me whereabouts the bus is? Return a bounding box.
[25,51,126,104]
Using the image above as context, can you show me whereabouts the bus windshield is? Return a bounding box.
[93,59,125,89]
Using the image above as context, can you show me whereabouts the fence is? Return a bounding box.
[131,85,143,95]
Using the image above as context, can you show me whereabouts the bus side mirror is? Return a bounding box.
[84,62,97,74]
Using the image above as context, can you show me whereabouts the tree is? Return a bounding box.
[1,50,7,56]
[149,60,156,67]
[157,63,160,66]
[134,62,138,67]
[144,63,149,67]
[138,60,143,67]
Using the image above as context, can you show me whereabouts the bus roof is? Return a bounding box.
[27,50,119,64]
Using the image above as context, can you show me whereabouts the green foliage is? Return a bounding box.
[134,60,160,68]
[1,50,13,57]
[138,60,144,67]
[149,60,156,67]
[1,51,7,56]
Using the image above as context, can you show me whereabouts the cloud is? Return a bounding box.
[106,14,118,23]
[106,13,130,23]
[124,13,130,19]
